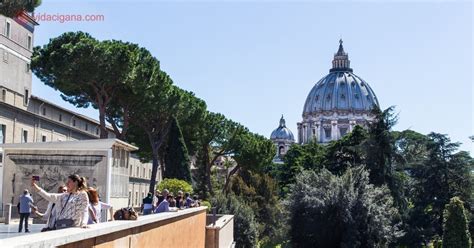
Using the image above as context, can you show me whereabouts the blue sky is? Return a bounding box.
[31,1,472,154]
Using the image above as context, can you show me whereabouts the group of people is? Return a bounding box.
[141,189,200,215]
[17,174,113,233]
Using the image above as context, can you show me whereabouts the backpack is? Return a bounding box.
[113,207,138,221]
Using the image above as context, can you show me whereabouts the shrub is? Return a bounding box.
[287,166,402,247]
[442,197,471,248]
[200,200,211,212]
[211,193,259,248]
[157,178,193,196]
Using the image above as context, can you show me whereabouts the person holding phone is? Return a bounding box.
[31,174,89,229]
[33,185,67,232]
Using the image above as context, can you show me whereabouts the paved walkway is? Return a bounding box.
[0,220,44,239]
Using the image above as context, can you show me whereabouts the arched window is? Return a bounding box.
[279,146,285,156]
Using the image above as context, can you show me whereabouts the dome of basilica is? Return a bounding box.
[303,40,379,116]
[270,116,295,141]
[297,40,380,144]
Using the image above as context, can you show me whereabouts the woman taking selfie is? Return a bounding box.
[31,174,89,229]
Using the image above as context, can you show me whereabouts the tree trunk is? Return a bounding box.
[98,104,108,139]
[223,165,240,195]
[148,143,160,193]
[203,145,214,196]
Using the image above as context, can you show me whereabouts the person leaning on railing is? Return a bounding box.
[86,187,113,224]
[31,175,89,229]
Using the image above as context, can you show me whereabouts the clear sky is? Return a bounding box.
[31,1,473,154]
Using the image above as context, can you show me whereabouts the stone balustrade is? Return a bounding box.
[0,207,208,248]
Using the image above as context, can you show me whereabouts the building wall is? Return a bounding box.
[0,14,34,111]
[128,156,160,208]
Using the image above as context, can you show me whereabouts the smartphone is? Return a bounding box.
[32,176,40,181]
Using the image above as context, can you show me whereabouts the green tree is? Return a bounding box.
[194,112,246,198]
[443,197,471,248]
[365,106,398,186]
[224,132,275,193]
[228,171,287,246]
[287,167,402,247]
[274,141,326,196]
[211,193,259,248]
[157,178,193,196]
[174,90,207,156]
[325,125,367,175]
[406,133,473,245]
[163,117,191,182]
[0,0,41,17]
[106,46,161,140]
[32,32,138,138]
[129,81,182,193]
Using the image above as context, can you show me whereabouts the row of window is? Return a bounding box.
[308,127,349,140]
[4,20,33,50]
[129,162,152,179]
[0,124,60,144]
[38,105,100,135]
[314,93,371,102]
[2,50,32,77]
[2,88,100,135]
[129,190,146,207]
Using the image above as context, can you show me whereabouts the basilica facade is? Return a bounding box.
[270,40,379,161]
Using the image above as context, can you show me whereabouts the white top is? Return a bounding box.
[37,189,89,227]
[43,202,58,229]
[87,201,112,224]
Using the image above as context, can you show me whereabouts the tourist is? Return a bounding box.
[86,187,113,224]
[168,193,176,208]
[141,192,154,215]
[184,192,194,208]
[18,189,34,233]
[175,191,183,209]
[34,185,67,232]
[152,190,162,209]
[192,195,200,207]
[154,193,170,213]
[31,175,89,229]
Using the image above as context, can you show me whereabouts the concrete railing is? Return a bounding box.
[0,207,208,248]
[206,214,235,248]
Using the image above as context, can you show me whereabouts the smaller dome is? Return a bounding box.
[270,115,295,141]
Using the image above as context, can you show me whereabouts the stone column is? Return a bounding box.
[349,119,356,132]
[302,124,307,143]
[297,123,302,144]
[307,122,312,142]
[4,203,12,224]
[331,120,338,140]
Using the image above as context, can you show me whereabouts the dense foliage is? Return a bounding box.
[157,178,193,196]
[287,167,402,247]
[211,193,259,248]
[0,0,41,17]
[163,117,191,182]
[442,197,471,248]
